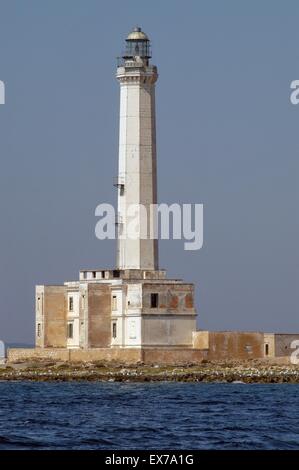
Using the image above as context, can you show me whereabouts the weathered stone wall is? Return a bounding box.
[70,348,142,363]
[140,283,197,347]
[192,331,209,349]
[274,334,299,358]
[8,348,70,362]
[142,283,196,314]
[7,348,142,363]
[193,331,264,360]
[142,315,197,347]
[142,348,207,364]
[8,347,206,365]
[87,284,111,348]
[36,286,67,348]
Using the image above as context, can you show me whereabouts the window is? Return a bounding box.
[83,271,87,279]
[37,297,40,311]
[113,270,120,278]
[150,293,159,308]
[265,344,269,356]
[69,296,74,311]
[67,323,74,339]
[92,271,96,279]
[101,271,105,278]
[112,322,117,339]
[112,295,117,311]
[37,323,41,337]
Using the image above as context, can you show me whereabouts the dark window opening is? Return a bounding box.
[151,293,159,308]
[92,271,96,278]
[112,322,117,339]
[69,296,74,311]
[113,270,120,278]
[37,323,41,337]
[101,271,105,278]
[265,344,269,356]
[67,323,73,339]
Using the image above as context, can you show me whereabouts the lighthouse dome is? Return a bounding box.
[126,27,149,41]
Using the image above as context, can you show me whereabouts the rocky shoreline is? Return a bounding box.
[1,360,299,383]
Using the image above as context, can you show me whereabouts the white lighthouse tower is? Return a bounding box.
[115,27,158,270]
[35,27,197,353]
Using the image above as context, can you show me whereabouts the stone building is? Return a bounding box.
[35,27,197,352]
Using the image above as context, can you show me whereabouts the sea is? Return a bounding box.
[0,382,298,450]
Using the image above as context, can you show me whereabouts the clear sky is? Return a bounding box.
[0,0,298,344]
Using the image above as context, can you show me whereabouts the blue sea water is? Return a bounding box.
[0,382,298,450]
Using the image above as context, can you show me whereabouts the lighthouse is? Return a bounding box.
[19,27,296,366]
[115,27,158,270]
[35,27,197,353]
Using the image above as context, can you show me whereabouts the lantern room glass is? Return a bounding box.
[124,40,151,59]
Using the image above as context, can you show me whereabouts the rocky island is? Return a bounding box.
[1,360,299,383]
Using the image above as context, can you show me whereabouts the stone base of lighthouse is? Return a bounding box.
[35,268,197,351]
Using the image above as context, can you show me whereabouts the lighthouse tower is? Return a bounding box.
[35,27,197,353]
[115,27,158,270]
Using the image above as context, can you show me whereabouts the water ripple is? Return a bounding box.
[0,382,298,449]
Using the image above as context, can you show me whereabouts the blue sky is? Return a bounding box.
[0,0,298,343]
